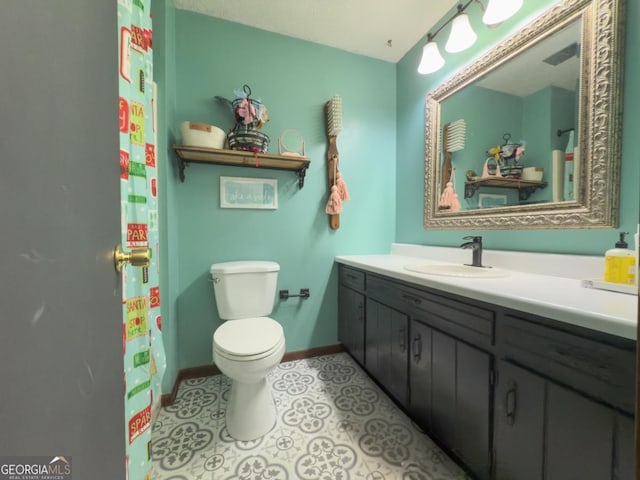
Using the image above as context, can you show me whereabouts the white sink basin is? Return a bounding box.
[404,263,510,278]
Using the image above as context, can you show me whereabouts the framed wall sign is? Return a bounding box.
[220,176,278,209]
[478,193,507,209]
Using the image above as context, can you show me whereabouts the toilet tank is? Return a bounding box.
[210,261,280,320]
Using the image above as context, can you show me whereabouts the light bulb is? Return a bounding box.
[445,13,477,53]
[418,41,445,74]
[482,0,524,26]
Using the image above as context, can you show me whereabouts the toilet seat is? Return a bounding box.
[214,317,284,361]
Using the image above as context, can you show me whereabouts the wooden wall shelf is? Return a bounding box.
[464,177,547,201]
[173,145,311,188]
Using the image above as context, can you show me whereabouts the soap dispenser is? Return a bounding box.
[604,232,636,285]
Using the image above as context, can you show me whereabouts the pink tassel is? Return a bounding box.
[325,185,342,214]
[439,181,454,209]
[335,171,350,201]
[438,181,461,212]
[451,191,461,212]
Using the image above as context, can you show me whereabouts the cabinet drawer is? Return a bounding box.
[498,313,635,413]
[368,275,494,346]
[339,265,365,291]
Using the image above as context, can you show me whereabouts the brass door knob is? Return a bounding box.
[113,243,150,272]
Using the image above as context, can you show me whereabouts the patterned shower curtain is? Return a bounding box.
[117,1,166,478]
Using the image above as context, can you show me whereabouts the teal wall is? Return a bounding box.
[521,86,576,204]
[164,11,395,373]
[396,0,640,254]
[154,0,639,392]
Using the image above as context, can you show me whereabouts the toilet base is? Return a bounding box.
[225,377,277,441]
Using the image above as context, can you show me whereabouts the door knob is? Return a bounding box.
[113,243,150,272]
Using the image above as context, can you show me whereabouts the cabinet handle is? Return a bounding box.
[412,334,422,362]
[399,327,406,352]
[357,302,364,322]
[506,381,517,426]
[401,294,423,305]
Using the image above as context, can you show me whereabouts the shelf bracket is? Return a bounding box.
[178,158,187,182]
[464,182,480,199]
[298,167,307,189]
[518,186,538,201]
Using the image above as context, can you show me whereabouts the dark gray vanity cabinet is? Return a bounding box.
[336,264,636,480]
[407,319,432,429]
[495,313,636,480]
[615,414,635,480]
[338,266,366,366]
[365,271,494,480]
[494,359,635,480]
[365,298,409,405]
[494,360,617,480]
[493,360,544,480]
[410,319,492,480]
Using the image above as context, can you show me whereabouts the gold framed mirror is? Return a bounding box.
[424,0,624,230]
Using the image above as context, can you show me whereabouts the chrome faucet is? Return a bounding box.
[460,236,484,267]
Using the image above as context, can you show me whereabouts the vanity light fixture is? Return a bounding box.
[418,0,523,74]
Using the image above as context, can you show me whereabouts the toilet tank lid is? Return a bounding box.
[210,260,280,275]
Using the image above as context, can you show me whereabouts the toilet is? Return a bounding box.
[210,260,285,441]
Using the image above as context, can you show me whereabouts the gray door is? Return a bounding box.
[0,2,125,479]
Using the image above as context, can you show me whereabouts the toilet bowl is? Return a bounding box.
[213,317,285,440]
[210,261,284,441]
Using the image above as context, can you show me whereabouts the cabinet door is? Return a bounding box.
[495,360,615,480]
[494,360,545,480]
[614,413,635,480]
[431,329,457,448]
[338,286,365,365]
[545,381,613,480]
[365,298,382,379]
[366,298,408,405]
[431,329,492,480]
[388,308,408,404]
[456,340,491,480]
[409,320,432,430]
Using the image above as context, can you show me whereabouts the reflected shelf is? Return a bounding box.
[173,145,311,188]
[464,177,548,201]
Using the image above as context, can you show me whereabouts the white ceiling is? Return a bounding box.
[173,0,457,63]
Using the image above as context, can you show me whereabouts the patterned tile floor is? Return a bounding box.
[151,352,469,480]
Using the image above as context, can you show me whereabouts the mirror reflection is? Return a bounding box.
[424,0,624,230]
[438,18,582,212]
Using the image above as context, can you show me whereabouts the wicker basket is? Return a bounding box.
[227,125,270,153]
[500,165,523,179]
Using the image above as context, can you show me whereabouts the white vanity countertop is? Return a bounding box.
[336,244,637,340]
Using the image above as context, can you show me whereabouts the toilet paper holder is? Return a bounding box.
[279,288,310,300]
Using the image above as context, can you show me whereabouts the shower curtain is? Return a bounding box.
[118,1,166,478]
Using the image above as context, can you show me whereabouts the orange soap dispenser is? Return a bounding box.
[604,232,636,285]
